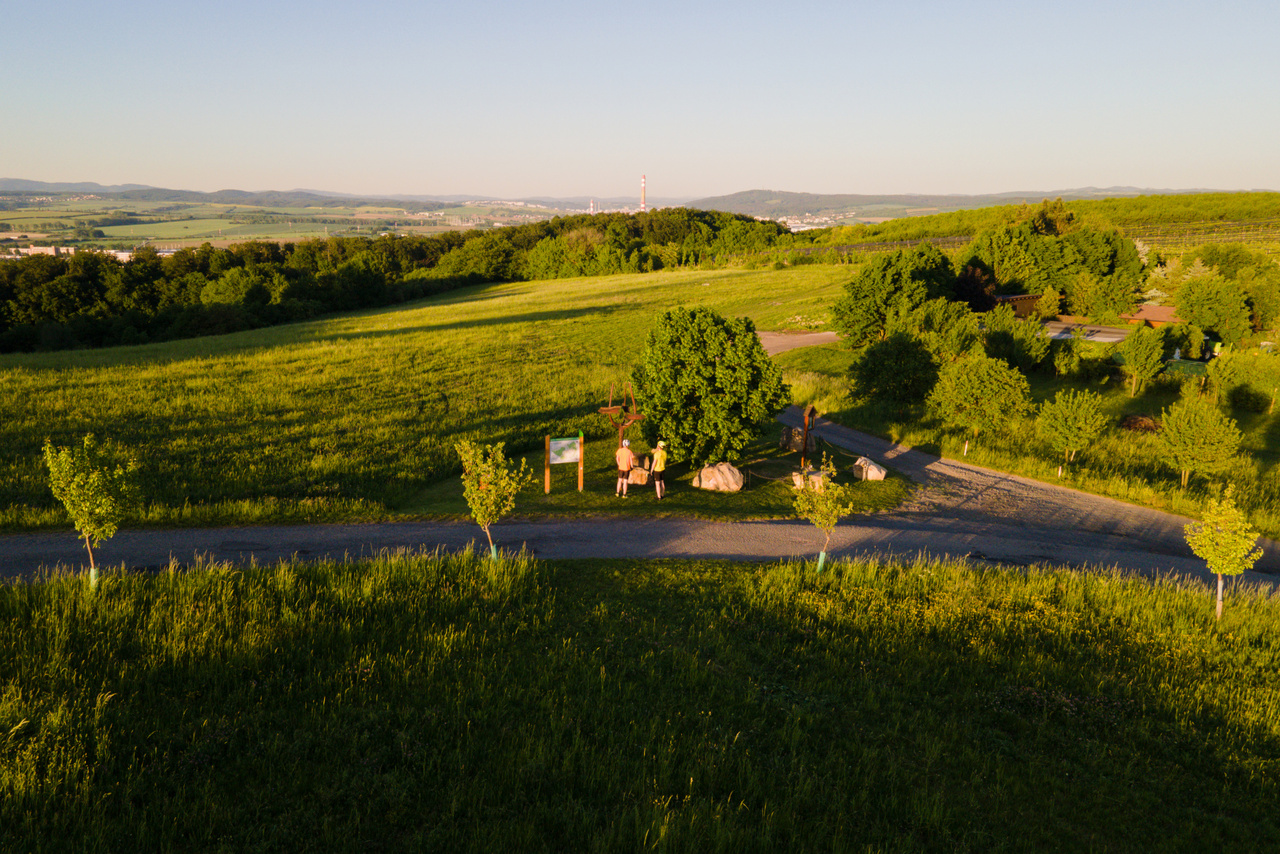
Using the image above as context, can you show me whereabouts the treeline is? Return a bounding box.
[0,208,791,352]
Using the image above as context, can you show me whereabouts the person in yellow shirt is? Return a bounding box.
[649,440,668,500]
[615,439,638,498]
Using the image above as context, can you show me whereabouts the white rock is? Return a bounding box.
[693,462,743,492]
[852,456,887,481]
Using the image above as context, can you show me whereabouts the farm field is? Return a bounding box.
[2,551,1277,851]
[0,194,581,249]
[0,266,850,532]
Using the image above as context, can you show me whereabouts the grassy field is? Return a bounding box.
[2,551,1277,851]
[0,266,852,532]
[776,342,1280,538]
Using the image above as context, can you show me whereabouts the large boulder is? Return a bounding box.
[851,456,887,481]
[693,462,743,492]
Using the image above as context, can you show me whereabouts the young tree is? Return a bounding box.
[1119,325,1164,397]
[455,440,533,559]
[928,354,1031,454]
[1158,395,1242,488]
[1037,389,1107,469]
[42,434,140,587]
[1184,485,1262,620]
[792,453,858,572]
[633,307,789,465]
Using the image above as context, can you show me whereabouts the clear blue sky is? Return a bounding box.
[5,0,1278,199]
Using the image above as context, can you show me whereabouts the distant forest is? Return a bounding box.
[4,194,1279,353]
[0,208,793,352]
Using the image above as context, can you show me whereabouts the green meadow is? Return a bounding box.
[2,551,1277,851]
[0,266,851,532]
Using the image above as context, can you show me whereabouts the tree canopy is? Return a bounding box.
[830,243,956,346]
[1159,395,1242,488]
[633,307,789,466]
[928,353,1031,443]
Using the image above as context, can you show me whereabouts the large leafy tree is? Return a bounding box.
[1159,395,1242,488]
[1184,485,1262,620]
[1175,272,1252,344]
[928,354,1031,451]
[849,331,938,412]
[633,307,789,466]
[830,243,956,346]
[983,303,1050,373]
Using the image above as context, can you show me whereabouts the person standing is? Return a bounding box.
[615,439,638,498]
[649,440,668,500]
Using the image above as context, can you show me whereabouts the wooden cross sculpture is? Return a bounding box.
[599,382,644,447]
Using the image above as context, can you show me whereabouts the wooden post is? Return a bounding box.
[801,404,817,469]
[544,435,551,494]
[577,433,584,491]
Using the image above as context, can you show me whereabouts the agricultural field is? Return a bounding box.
[0,193,581,250]
[2,550,1277,850]
[0,266,851,532]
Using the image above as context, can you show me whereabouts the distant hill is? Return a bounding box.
[0,180,449,213]
[685,187,1217,221]
[0,178,154,193]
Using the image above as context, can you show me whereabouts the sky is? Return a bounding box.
[4,0,1279,200]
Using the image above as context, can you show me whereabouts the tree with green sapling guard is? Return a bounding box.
[1158,394,1242,488]
[792,453,858,572]
[42,434,140,588]
[1184,485,1261,620]
[455,440,533,559]
[1036,388,1107,473]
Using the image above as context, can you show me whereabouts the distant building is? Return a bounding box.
[1120,305,1182,328]
[993,293,1041,318]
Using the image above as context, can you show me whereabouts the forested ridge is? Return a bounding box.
[0,208,790,352]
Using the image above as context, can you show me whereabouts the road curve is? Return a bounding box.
[2,407,1275,590]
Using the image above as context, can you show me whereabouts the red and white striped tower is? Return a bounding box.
[640,175,646,213]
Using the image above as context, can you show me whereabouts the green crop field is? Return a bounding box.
[2,550,1277,851]
[0,266,853,532]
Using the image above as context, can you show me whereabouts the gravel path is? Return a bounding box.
[3,407,1275,590]
[758,330,840,355]
[3,332,1274,588]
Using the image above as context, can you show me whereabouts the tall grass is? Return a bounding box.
[2,552,1277,851]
